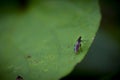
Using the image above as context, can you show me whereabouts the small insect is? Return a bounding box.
[16,75,24,80]
[74,36,82,53]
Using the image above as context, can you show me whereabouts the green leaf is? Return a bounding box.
[0,0,101,80]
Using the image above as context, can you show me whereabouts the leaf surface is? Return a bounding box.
[0,0,101,80]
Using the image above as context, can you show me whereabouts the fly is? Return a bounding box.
[74,36,82,53]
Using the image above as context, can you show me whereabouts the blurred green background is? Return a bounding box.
[61,0,120,80]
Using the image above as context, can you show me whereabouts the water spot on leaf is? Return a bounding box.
[27,55,31,59]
